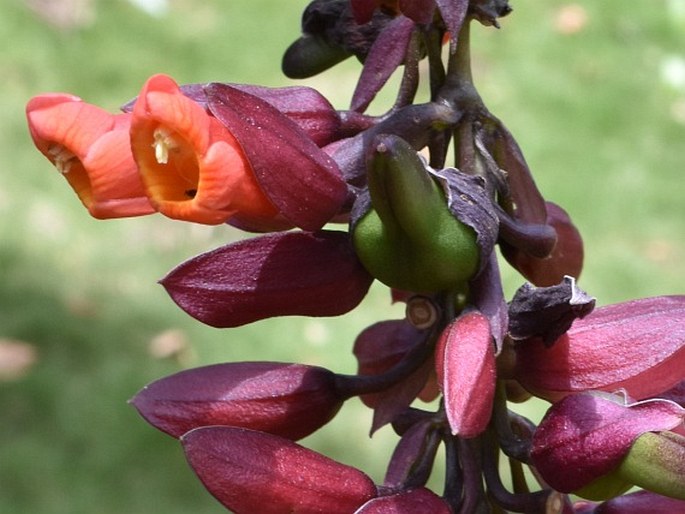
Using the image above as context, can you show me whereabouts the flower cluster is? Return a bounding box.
[27,0,684,513]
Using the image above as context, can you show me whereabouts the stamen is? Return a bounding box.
[48,145,77,174]
[152,127,179,165]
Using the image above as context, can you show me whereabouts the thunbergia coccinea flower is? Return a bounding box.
[26,94,155,219]
[27,0,685,511]
[129,74,281,226]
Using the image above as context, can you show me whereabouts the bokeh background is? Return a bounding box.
[1,0,683,512]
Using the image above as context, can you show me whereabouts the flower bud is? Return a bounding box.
[352,135,479,293]
[161,230,373,328]
[131,361,344,441]
[383,419,440,490]
[353,319,429,408]
[182,426,377,513]
[435,310,496,437]
[514,295,685,401]
[530,392,685,494]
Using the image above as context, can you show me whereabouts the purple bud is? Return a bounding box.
[351,16,415,113]
[515,296,685,401]
[161,230,374,328]
[182,426,377,513]
[131,362,344,440]
[530,392,685,493]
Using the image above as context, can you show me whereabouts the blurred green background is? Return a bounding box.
[1,0,683,512]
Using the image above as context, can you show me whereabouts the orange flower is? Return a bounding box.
[26,94,154,219]
[129,74,279,225]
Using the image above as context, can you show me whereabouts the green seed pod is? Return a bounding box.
[352,135,479,293]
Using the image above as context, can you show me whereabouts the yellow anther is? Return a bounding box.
[48,145,76,174]
[152,127,178,165]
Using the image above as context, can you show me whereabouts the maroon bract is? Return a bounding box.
[131,362,344,441]
[515,296,685,401]
[182,426,377,513]
[530,392,685,493]
[353,319,428,408]
[351,16,415,113]
[205,83,348,232]
[161,230,374,328]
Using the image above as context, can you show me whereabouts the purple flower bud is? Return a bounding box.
[351,16,415,113]
[530,392,685,493]
[182,426,377,513]
[131,362,344,441]
[353,319,427,408]
[515,296,685,401]
[383,419,440,490]
[161,230,374,328]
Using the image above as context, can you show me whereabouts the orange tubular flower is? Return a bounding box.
[130,74,279,225]
[26,94,155,219]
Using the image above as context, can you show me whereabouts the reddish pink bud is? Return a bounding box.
[131,362,344,441]
[161,230,374,328]
[530,392,685,493]
[594,490,685,514]
[354,488,452,513]
[436,311,496,438]
[515,296,685,401]
[182,426,377,514]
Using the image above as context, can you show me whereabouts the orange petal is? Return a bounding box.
[27,95,154,219]
[27,94,114,160]
[82,115,155,218]
[131,74,276,225]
